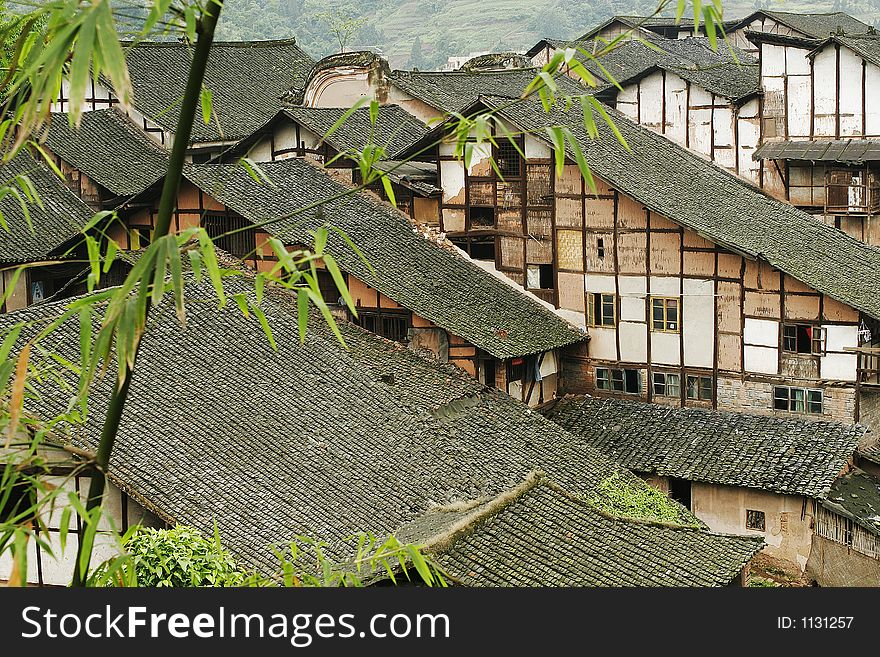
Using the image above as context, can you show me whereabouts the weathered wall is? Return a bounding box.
[806,534,880,586]
[547,164,863,418]
[691,481,814,571]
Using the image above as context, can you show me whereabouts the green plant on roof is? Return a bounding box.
[591,473,687,524]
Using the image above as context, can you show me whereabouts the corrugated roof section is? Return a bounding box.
[753,139,880,164]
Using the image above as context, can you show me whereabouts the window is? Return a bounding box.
[652,372,680,397]
[468,206,495,228]
[597,237,605,259]
[496,137,523,178]
[686,375,713,401]
[316,269,342,305]
[783,324,826,355]
[527,264,554,290]
[596,367,640,393]
[651,297,679,332]
[202,213,257,258]
[746,509,765,531]
[357,311,410,343]
[130,226,152,250]
[773,386,823,414]
[587,293,616,327]
[508,357,530,383]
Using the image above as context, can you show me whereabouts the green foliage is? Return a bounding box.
[749,575,781,587]
[591,473,689,524]
[124,525,245,587]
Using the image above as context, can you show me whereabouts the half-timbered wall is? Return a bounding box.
[546,163,864,421]
[614,70,760,182]
[0,474,164,586]
[437,129,557,304]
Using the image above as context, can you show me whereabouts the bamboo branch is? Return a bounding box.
[71,0,224,587]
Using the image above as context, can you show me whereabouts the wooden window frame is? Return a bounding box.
[773,386,823,415]
[596,366,640,394]
[650,296,680,333]
[686,375,713,401]
[652,372,680,398]
[782,323,826,356]
[587,293,616,327]
[356,309,411,343]
[746,509,766,532]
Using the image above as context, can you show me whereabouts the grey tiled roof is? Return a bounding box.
[44,110,169,197]
[388,68,565,114]
[122,39,314,144]
[0,152,92,263]
[6,274,635,574]
[812,34,880,68]
[179,159,585,358]
[529,35,757,101]
[402,475,763,586]
[283,106,428,158]
[483,95,880,322]
[756,11,869,39]
[543,395,865,498]
[821,468,880,536]
[753,139,880,164]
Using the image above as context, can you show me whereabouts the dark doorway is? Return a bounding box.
[668,477,692,511]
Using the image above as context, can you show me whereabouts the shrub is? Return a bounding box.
[124,525,243,587]
[591,473,688,524]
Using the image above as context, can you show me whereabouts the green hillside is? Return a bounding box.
[215,0,879,69]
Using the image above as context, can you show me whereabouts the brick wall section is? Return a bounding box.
[716,377,856,423]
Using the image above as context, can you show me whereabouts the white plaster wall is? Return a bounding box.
[650,331,680,366]
[744,317,778,347]
[585,273,617,294]
[839,46,865,137]
[618,321,648,362]
[665,73,688,145]
[682,278,714,369]
[588,326,618,360]
[638,71,664,132]
[737,98,761,183]
[866,62,880,136]
[440,160,465,203]
[307,70,372,108]
[525,134,551,159]
[813,48,838,138]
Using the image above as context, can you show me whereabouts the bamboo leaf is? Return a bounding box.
[251,303,277,351]
[168,239,185,324]
[102,238,118,274]
[5,343,30,449]
[545,125,566,178]
[232,293,249,318]
[322,254,354,314]
[200,87,213,125]
[380,174,396,208]
[565,128,597,195]
[306,288,346,348]
[94,0,133,107]
[588,96,630,151]
[67,7,97,126]
[198,230,227,307]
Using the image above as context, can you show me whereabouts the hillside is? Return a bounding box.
[214,0,880,69]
